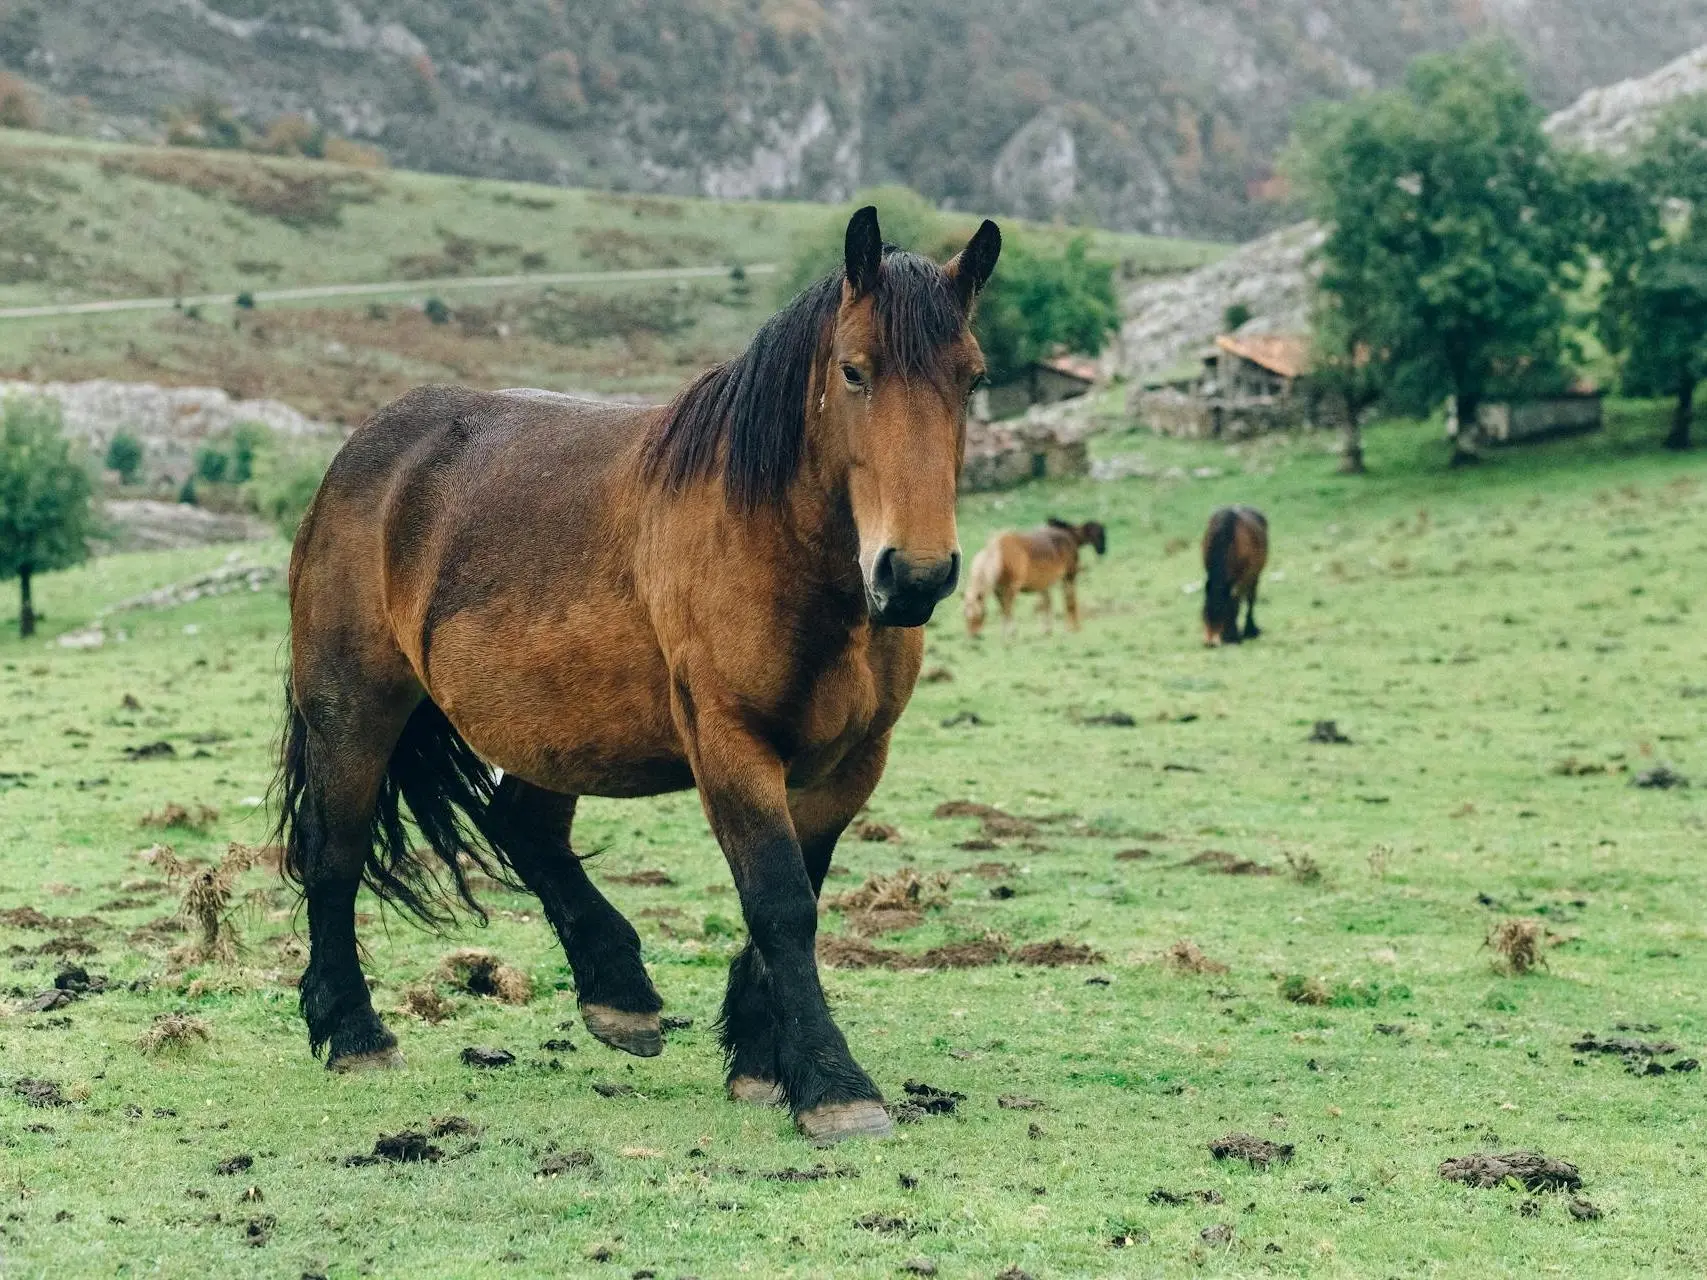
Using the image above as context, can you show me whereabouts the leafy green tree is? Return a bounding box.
[1592,97,1707,451]
[1293,42,1585,466]
[777,185,949,300]
[0,397,96,639]
[231,423,267,484]
[973,235,1119,385]
[104,432,144,484]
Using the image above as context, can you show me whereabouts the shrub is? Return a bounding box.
[230,423,266,484]
[1223,302,1251,332]
[104,433,144,484]
[249,442,333,540]
[195,448,230,484]
[424,296,451,325]
[0,70,41,131]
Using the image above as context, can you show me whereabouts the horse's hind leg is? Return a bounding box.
[283,669,418,1071]
[488,777,663,1056]
[1062,576,1081,632]
[1242,582,1262,639]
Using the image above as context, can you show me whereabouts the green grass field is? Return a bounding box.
[1,404,1704,1278]
[0,129,1223,421]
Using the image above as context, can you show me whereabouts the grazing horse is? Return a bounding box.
[274,207,999,1143]
[1201,505,1268,645]
[962,518,1106,636]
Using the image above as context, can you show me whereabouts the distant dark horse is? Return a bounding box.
[962,518,1106,636]
[274,208,999,1142]
[1201,505,1267,645]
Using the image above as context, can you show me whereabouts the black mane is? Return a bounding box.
[644,249,965,510]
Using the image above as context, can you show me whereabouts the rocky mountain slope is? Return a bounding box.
[4,1,1707,240]
[1118,40,1707,376]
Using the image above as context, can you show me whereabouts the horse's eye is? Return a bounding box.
[969,372,988,393]
[841,363,865,388]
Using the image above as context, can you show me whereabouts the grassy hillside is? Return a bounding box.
[0,130,1223,417]
[0,407,1703,1276]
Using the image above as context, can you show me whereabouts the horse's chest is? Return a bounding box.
[781,648,882,787]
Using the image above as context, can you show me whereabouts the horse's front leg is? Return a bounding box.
[686,716,889,1141]
[723,735,890,1111]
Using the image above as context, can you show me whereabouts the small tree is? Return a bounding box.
[0,397,96,639]
[1593,97,1707,451]
[104,432,144,484]
[231,423,267,483]
[1293,42,1585,466]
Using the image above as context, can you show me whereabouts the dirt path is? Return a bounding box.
[0,263,779,322]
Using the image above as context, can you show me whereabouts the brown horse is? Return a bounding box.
[274,207,1000,1142]
[1201,505,1268,645]
[962,518,1106,636]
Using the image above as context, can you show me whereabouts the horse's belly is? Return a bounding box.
[426,613,688,797]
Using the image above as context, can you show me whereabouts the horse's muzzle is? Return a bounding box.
[867,548,961,628]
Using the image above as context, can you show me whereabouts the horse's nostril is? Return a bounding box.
[943,551,962,596]
[872,547,898,596]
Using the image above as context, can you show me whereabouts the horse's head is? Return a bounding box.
[1082,521,1108,557]
[828,207,1000,628]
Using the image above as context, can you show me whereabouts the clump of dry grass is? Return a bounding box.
[1283,851,1323,885]
[398,984,457,1023]
[137,1012,212,1055]
[155,843,265,966]
[436,949,532,1004]
[825,869,950,913]
[1164,939,1230,975]
[1486,917,1548,974]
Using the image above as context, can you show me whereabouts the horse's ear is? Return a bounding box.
[947,219,1002,310]
[845,206,882,298]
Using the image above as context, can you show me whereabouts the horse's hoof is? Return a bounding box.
[582,1005,663,1058]
[728,1076,786,1108]
[796,1100,893,1143]
[328,1046,405,1073]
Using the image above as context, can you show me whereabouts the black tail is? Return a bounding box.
[274,678,524,929]
[1202,507,1239,635]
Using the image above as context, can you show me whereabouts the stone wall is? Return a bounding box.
[1129,388,1307,440]
[961,397,1099,492]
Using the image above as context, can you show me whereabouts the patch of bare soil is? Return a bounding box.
[760,1164,858,1182]
[889,1079,966,1124]
[1633,764,1689,789]
[1209,1133,1294,1167]
[817,936,904,970]
[460,1046,515,1069]
[932,801,1039,840]
[1012,940,1103,967]
[917,938,1008,969]
[854,1211,912,1233]
[215,1154,253,1176]
[1078,711,1137,727]
[140,803,220,832]
[536,1150,596,1178]
[1114,848,1153,861]
[346,1131,444,1166]
[997,1095,1046,1111]
[826,869,950,914]
[1438,1151,1581,1192]
[436,949,532,1004]
[0,907,51,929]
[1569,1198,1604,1220]
[12,1078,67,1108]
[843,908,925,937]
[1148,1187,1225,1205]
[853,821,901,843]
[429,1115,478,1137]
[1164,939,1229,975]
[1308,720,1352,744]
[123,741,176,761]
[959,861,1018,879]
[604,870,677,887]
[1183,850,1273,876]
